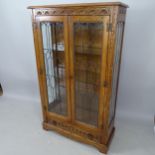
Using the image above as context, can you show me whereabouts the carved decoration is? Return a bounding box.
[119,7,126,14]
[117,7,126,22]
[50,120,100,142]
[35,7,111,16]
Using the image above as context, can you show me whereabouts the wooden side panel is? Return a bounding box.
[100,6,118,144]
[109,22,124,125]
[105,6,127,141]
[101,6,127,144]
[109,6,127,132]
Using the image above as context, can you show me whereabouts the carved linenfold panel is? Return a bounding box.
[35,7,111,16]
[117,7,126,22]
[119,7,126,14]
[117,15,126,22]
[49,120,100,142]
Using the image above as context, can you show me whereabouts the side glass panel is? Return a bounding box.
[73,22,103,126]
[109,22,124,124]
[41,22,67,116]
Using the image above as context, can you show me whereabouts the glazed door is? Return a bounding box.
[36,16,71,121]
[69,16,109,129]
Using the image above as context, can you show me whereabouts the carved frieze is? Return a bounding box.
[35,7,111,16]
[50,120,100,142]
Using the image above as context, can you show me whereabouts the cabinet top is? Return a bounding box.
[28,2,129,9]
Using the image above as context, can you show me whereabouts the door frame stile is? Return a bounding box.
[68,16,75,124]
[64,16,72,122]
[98,16,110,128]
[98,16,110,144]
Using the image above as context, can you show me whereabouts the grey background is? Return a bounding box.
[0,0,155,124]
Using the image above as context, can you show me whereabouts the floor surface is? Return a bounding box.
[0,95,154,155]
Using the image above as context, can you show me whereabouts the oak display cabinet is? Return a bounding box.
[28,2,128,153]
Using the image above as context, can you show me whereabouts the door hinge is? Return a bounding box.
[32,22,37,29]
[107,23,112,32]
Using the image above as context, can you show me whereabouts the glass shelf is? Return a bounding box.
[74,45,102,56]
